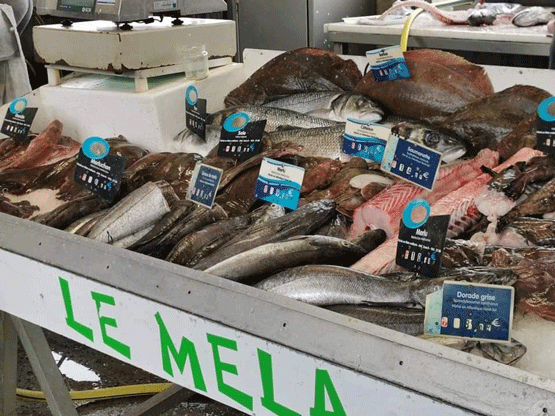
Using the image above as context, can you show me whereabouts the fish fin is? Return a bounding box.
[224,96,244,107]
[276,125,303,132]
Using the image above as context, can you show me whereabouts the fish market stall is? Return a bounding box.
[3,46,555,416]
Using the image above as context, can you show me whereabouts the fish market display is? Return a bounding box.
[5,46,555,372]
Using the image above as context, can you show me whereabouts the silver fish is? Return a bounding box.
[87,181,173,243]
[172,125,220,157]
[388,120,467,164]
[112,224,155,249]
[257,265,517,307]
[264,92,384,123]
[208,106,340,131]
[205,235,369,281]
[267,126,346,160]
[65,209,108,235]
[512,7,555,27]
[327,305,425,336]
[195,200,336,270]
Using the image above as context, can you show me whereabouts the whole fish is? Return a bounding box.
[194,200,336,270]
[512,7,555,27]
[204,235,371,281]
[498,176,555,231]
[497,113,537,161]
[87,181,174,243]
[65,209,109,235]
[388,120,467,163]
[256,265,517,307]
[172,125,220,157]
[112,224,155,249]
[439,85,551,154]
[208,106,339,132]
[134,204,228,258]
[263,92,383,123]
[225,48,362,105]
[32,194,110,230]
[214,167,260,216]
[266,126,346,160]
[327,305,425,336]
[314,213,349,239]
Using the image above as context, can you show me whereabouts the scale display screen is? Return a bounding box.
[57,0,95,13]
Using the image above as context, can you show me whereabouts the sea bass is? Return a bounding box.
[263,92,384,123]
[352,148,541,275]
[266,126,346,160]
[351,149,499,238]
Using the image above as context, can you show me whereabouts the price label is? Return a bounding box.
[186,163,223,208]
[366,45,410,82]
[185,86,207,140]
[536,96,555,156]
[396,199,449,278]
[218,112,265,161]
[342,119,390,163]
[1,98,38,143]
[74,137,125,202]
[254,158,304,210]
[381,133,442,190]
[424,281,514,343]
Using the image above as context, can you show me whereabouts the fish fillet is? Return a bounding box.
[350,149,498,238]
[352,148,541,275]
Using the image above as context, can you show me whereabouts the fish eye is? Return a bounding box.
[356,98,366,108]
[424,132,440,146]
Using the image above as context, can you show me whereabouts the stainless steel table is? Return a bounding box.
[324,17,553,56]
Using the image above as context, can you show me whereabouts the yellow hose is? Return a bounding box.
[16,383,174,403]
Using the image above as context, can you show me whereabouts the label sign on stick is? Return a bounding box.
[396,199,449,278]
[366,45,410,82]
[342,119,390,163]
[254,157,304,210]
[424,281,514,343]
[185,86,207,140]
[1,97,38,143]
[218,112,266,162]
[381,133,442,190]
[74,137,125,202]
[186,162,222,208]
[536,96,555,156]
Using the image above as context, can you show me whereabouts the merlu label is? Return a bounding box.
[254,158,305,210]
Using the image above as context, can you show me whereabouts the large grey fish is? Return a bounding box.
[266,126,346,160]
[257,265,517,307]
[172,125,220,156]
[204,235,370,281]
[166,215,253,266]
[512,7,555,27]
[112,224,155,249]
[194,200,336,270]
[263,92,383,123]
[207,106,340,132]
[87,181,174,244]
[327,305,425,336]
[387,120,467,164]
[65,209,109,235]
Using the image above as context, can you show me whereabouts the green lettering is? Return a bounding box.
[310,369,346,416]
[90,291,131,359]
[206,333,253,410]
[154,312,206,391]
[258,349,301,416]
[58,277,93,341]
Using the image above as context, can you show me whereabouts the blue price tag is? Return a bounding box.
[381,133,442,190]
[366,46,410,82]
[425,282,514,343]
[186,163,223,208]
[254,158,305,210]
[342,119,390,163]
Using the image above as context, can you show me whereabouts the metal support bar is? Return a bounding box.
[10,316,78,416]
[0,312,17,416]
[122,384,195,416]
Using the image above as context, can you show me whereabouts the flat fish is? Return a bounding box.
[355,49,493,125]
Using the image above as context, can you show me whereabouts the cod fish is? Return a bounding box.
[87,181,174,244]
[327,305,424,336]
[204,235,375,281]
[194,199,336,270]
[355,49,493,125]
[256,265,517,307]
[225,48,362,105]
[263,92,383,123]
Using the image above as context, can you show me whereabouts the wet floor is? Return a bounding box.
[16,330,245,416]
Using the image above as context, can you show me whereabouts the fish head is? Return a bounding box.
[172,126,220,157]
[392,122,467,163]
[334,94,384,123]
